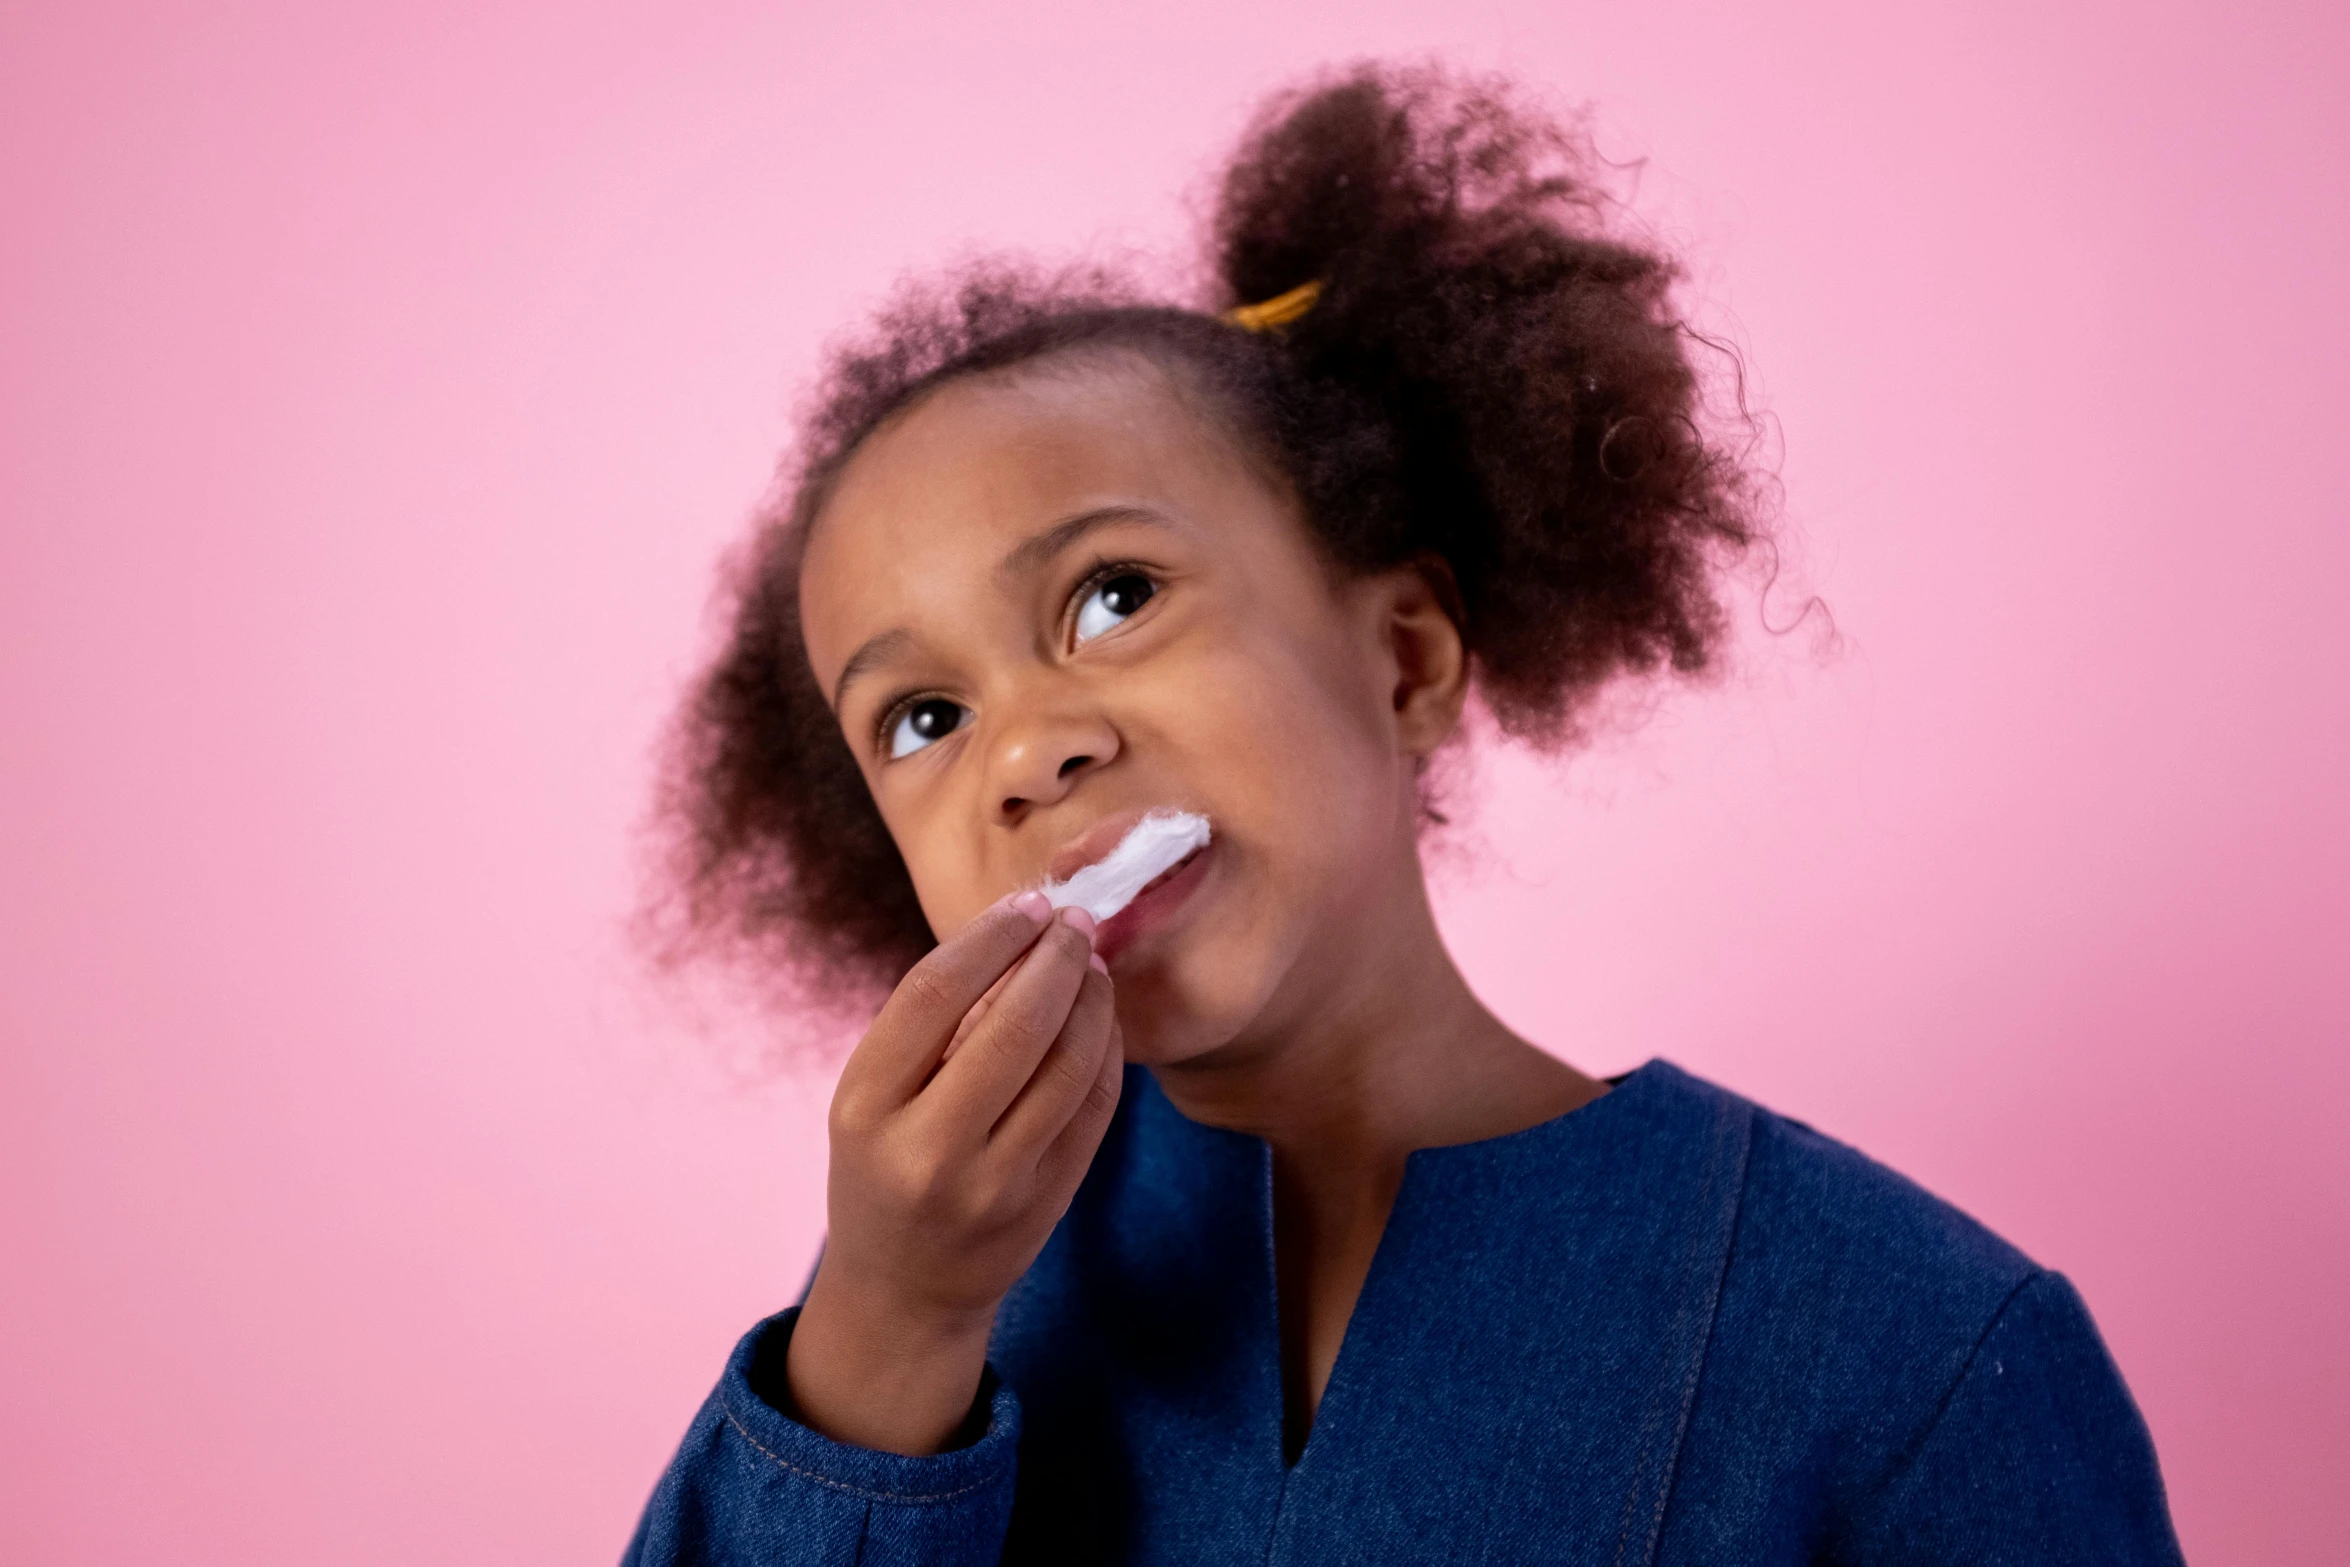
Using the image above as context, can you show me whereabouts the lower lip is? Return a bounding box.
[1094,842,1213,964]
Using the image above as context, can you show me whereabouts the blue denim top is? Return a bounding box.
[625,1060,2185,1564]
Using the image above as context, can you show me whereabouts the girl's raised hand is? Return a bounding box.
[783,890,1124,1456]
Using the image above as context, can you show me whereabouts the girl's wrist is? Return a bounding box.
[785,1264,999,1456]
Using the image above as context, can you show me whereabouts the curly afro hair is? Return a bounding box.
[654,62,1763,1013]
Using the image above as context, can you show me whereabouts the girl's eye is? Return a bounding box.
[887,698,968,759]
[1074,572,1156,643]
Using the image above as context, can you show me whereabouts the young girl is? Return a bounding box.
[627,65,2184,1566]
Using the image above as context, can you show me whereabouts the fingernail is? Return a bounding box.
[1089,952,1110,975]
[1058,905,1097,938]
[1007,890,1052,924]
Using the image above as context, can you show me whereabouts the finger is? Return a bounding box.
[1033,1018,1125,1206]
[851,891,1053,1107]
[921,909,1095,1132]
[939,949,1030,1067]
[990,965,1116,1157]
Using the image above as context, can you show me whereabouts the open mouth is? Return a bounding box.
[1130,843,1205,903]
[1094,839,1213,962]
[1040,809,1211,924]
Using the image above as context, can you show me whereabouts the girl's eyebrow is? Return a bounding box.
[995,504,1176,582]
[830,627,914,713]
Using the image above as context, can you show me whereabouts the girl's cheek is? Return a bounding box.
[890,819,985,939]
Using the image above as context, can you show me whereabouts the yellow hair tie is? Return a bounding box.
[1221,279,1322,333]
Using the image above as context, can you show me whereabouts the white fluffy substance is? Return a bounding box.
[1040,810,1211,923]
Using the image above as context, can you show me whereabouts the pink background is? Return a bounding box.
[3,0,2344,1560]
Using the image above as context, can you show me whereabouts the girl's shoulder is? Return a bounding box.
[1645,1064,2178,1560]
[1495,1059,2060,1438]
[1719,1070,2041,1319]
[1623,1059,2039,1308]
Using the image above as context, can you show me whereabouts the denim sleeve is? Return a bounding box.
[621,1308,1019,1567]
[1839,1270,2187,1565]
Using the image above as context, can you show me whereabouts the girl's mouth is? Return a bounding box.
[1040,809,1210,923]
[1094,840,1213,964]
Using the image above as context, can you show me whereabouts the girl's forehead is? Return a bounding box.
[804,359,1268,585]
[827,362,1235,531]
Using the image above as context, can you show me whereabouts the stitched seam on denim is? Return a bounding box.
[1609,1096,1723,1564]
[1608,1098,1721,1562]
[1258,1141,1292,1567]
[721,1406,1004,1505]
[1258,1462,1292,1567]
[1637,1102,1750,1565]
[1612,1093,1750,1567]
[1845,1267,2048,1532]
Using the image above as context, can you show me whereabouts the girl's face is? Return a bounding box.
[799,353,1464,1064]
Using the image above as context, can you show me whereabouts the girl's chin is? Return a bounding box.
[1104,952,1277,1070]
[1096,856,1296,1068]
[1108,1013,1237,1069]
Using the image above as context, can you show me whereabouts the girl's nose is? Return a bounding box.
[986,704,1120,823]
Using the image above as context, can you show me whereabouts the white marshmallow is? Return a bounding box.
[1040,810,1212,923]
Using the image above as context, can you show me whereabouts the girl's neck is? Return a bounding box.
[1149,850,1601,1173]
[1145,840,1603,1460]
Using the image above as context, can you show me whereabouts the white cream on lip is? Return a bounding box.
[1039,810,1211,924]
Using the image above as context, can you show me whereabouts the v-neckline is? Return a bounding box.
[1135,1061,1663,1472]
[988,1056,1754,1565]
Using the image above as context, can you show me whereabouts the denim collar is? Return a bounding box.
[1014,1058,1754,1566]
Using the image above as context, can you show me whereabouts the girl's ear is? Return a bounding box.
[1378,556,1470,758]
